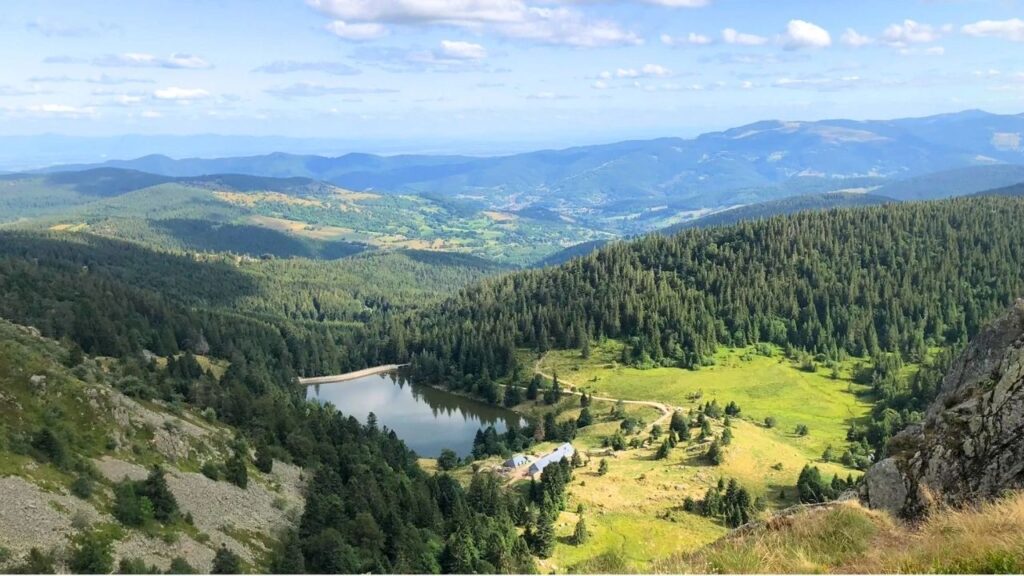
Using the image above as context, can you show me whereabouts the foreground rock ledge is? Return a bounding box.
[865,298,1024,518]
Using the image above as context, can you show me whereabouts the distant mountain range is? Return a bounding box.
[33,110,1024,233]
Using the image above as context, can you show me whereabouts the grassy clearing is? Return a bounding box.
[537,340,872,460]
[659,494,1024,573]
[501,340,874,571]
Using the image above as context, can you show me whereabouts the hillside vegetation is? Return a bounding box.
[658,493,1024,573]
[0,169,608,265]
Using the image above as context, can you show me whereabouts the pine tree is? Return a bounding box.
[598,458,609,476]
[531,515,556,558]
[572,516,589,545]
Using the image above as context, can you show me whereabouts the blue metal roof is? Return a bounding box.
[504,454,528,468]
[528,443,574,475]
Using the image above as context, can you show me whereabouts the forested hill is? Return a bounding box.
[404,196,1024,385]
[0,231,536,573]
[660,192,894,234]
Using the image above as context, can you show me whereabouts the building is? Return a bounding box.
[504,454,529,468]
[528,443,574,476]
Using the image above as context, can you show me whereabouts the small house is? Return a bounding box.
[504,454,529,468]
[528,443,575,476]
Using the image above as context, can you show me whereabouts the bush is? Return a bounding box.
[70,476,95,500]
[211,545,243,574]
[169,557,196,574]
[795,424,810,437]
[13,548,56,574]
[30,428,67,467]
[69,530,114,574]
[118,557,161,574]
[437,449,459,471]
[201,461,222,481]
[764,416,778,429]
[225,451,248,489]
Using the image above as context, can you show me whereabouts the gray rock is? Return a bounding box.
[864,299,1024,517]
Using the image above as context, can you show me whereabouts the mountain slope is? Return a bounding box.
[873,164,1024,201]
[33,111,1024,224]
[2,168,607,264]
[661,192,895,234]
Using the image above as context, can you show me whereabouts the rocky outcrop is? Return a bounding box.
[864,299,1024,517]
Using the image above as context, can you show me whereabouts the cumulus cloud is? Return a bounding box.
[253,61,361,75]
[152,87,211,100]
[438,40,488,60]
[962,19,1024,42]
[94,53,212,69]
[782,20,831,49]
[722,28,768,46]
[600,64,672,80]
[841,28,873,47]
[661,32,712,46]
[882,20,950,47]
[308,0,640,47]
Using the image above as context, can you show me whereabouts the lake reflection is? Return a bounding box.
[306,372,523,457]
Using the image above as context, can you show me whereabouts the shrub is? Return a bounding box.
[201,461,222,481]
[211,545,243,574]
[68,530,114,574]
[70,476,94,500]
[764,416,778,429]
[437,449,459,471]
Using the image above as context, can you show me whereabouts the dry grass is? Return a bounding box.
[482,210,518,222]
[245,215,356,240]
[658,493,1024,574]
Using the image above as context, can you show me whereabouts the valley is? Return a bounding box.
[1,110,1024,574]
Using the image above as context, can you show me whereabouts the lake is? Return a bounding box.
[306,371,523,457]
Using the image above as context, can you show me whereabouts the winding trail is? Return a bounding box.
[532,354,675,434]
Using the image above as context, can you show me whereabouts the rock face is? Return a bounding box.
[864,299,1024,518]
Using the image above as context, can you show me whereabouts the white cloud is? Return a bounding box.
[603,64,671,80]
[94,52,211,69]
[661,31,712,46]
[438,40,488,60]
[309,1,640,47]
[722,28,768,46]
[642,63,671,76]
[324,20,389,40]
[898,45,946,56]
[527,91,574,100]
[882,20,949,46]
[639,0,709,6]
[140,110,162,118]
[841,28,873,47]
[782,20,831,49]
[962,19,1024,42]
[153,87,210,100]
[591,79,608,89]
[265,82,397,99]
[25,104,97,117]
[253,61,361,75]
[308,0,525,25]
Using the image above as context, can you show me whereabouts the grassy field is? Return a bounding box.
[473,340,874,571]
[536,340,873,460]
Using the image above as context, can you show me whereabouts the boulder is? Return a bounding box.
[864,299,1024,517]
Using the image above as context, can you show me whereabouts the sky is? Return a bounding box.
[2,0,1024,152]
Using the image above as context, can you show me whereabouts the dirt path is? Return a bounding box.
[533,354,675,433]
[298,364,409,385]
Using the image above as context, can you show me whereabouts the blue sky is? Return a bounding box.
[2,0,1024,151]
